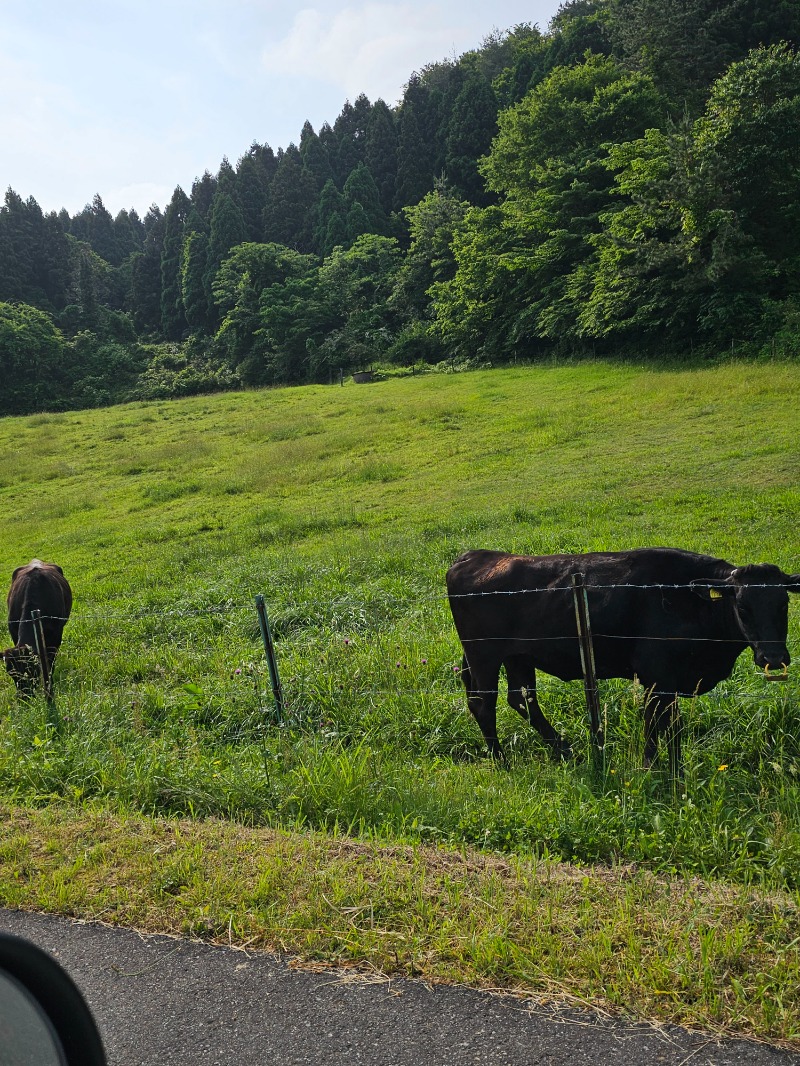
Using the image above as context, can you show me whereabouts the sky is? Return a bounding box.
[0,0,563,219]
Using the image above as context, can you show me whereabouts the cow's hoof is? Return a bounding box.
[550,740,573,762]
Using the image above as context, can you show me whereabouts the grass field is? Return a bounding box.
[1,361,799,1042]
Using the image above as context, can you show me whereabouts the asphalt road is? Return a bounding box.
[1,908,797,1066]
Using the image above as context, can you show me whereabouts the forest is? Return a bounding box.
[1,0,800,415]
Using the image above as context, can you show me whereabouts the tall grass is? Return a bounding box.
[0,362,798,888]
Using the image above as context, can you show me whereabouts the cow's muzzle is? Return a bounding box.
[754,645,790,680]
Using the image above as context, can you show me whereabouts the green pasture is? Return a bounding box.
[1,361,799,1040]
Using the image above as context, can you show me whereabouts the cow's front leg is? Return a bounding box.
[460,653,504,760]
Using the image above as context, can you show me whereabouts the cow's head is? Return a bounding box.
[1,645,40,696]
[695,564,799,674]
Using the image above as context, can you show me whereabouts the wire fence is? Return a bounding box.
[7,575,800,620]
[6,578,800,648]
[3,581,798,720]
[2,600,798,799]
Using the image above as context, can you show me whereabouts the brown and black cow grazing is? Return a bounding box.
[2,560,72,699]
[447,548,799,774]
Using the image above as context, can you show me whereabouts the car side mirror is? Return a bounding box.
[0,932,106,1065]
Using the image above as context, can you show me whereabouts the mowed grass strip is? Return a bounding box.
[2,803,799,1047]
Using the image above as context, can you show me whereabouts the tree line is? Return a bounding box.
[2,0,800,415]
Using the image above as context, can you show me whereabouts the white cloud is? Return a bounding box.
[261,3,474,104]
[2,0,562,215]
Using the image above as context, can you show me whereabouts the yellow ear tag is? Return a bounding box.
[709,589,723,600]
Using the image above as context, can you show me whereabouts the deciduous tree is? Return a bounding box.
[0,301,66,414]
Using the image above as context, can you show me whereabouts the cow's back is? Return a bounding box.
[447,547,733,609]
[7,561,72,647]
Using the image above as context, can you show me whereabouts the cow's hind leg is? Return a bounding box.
[504,656,571,760]
[460,652,504,761]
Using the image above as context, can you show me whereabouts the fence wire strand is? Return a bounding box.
[5,588,800,654]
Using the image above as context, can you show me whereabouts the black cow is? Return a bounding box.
[446,548,799,773]
[2,560,72,699]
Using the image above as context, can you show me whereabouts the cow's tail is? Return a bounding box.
[16,595,36,651]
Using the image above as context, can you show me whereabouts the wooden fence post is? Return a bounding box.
[571,573,604,752]
[255,595,284,723]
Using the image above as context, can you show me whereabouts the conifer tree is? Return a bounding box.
[113,209,144,263]
[365,99,399,214]
[300,121,334,190]
[191,171,217,220]
[493,26,549,107]
[207,192,246,269]
[78,252,99,330]
[608,0,800,109]
[444,74,499,203]
[262,147,318,251]
[0,191,71,311]
[251,142,278,185]
[394,105,432,209]
[401,73,446,178]
[39,211,72,311]
[0,189,33,303]
[343,163,386,241]
[72,194,118,264]
[216,157,237,195]
[318,123,340,180]
[236,146,270,241]
[314,179,348,256]
[160,187,191,339]
[546,0,612,71]
[131,206,164,334]
[181,229,211,332]
[204,190,247,328]
[332,94,371,184]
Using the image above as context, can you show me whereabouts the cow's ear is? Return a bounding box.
[787,574,800,594]
[690,579,733,601]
